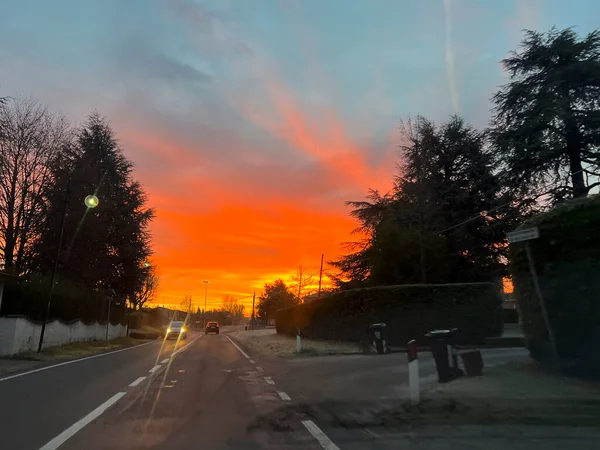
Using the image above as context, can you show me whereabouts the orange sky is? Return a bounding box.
[116,71,397,312]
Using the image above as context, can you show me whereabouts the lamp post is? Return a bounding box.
[37,178,99,353]
[203,280,209,328]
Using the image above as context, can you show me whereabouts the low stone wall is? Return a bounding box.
[0,316,127,356]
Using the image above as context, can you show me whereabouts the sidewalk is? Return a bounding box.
[325,424,600,449]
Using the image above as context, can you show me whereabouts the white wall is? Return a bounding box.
[0,316,127,356]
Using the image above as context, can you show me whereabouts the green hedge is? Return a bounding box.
[0,275,125,323]
[509,195,600,375]
[275,283,503,345]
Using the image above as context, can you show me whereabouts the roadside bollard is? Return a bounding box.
[407,339,420,405]
[296,328,302,353]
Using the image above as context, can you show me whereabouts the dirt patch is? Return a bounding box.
[228,328,361,358]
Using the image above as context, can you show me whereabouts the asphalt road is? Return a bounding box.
[2,334,594,450]
[0,337,189,450]
[0,332,321,450]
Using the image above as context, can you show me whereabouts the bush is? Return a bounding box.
[0,275,125,323]
[275,283,503,345]
[509,194,600,375]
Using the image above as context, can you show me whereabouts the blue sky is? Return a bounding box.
[1,0,598,303]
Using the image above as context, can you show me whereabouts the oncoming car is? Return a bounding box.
[165,321,187,340]
[205,321,219,335]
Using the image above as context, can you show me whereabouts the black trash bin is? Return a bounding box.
[426,328,463,382]
[368,323,389,355]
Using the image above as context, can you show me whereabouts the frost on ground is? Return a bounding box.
[395,361,600,426]
[228,328,360,358]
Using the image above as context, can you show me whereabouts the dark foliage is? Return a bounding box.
[491,27,600,202]
[509,194,600,376]
[275,282,503,345]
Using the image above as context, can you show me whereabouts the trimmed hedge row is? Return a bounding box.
[275,282,503,345]
[509,194,600,375]
[0,275,126,324]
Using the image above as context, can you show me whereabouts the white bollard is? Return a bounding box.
[407,339,420,405]
[296,329,302,353]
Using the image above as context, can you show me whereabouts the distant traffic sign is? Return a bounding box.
[506,227,539,244]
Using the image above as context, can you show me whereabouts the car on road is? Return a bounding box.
[205,321,220,334]
[165,321,187,340]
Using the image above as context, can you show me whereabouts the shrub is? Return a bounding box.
[509,195,600,375]
[275,282,503,345]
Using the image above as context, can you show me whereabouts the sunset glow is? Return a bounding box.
[2,0,591,311]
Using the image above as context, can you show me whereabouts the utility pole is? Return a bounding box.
[318,254,324,298]
[251,291,256,330]
[105,296,111,341]
[203,280,209,328]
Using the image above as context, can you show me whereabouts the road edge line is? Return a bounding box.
[224,335,250,359]
[302,420,341,450]
[38,392,126,450]
[0,340,158,383]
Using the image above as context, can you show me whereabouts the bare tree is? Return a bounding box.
[290,265,317,303]
[222,295,245,324]
[130,266,160,310]
[0,97,72,274]
[181,294,193,313]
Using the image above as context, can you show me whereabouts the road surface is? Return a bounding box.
[0,332,319,450]
[1,333,596,449]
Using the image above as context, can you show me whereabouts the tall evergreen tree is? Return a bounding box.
[332,116,516,288]
[30,113,154,305]
[491,27,600,202]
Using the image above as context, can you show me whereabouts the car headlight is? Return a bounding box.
[180,328,186,333]
[166,328,171,333]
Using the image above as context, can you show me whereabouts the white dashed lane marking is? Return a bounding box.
[302,420,341,450]
[264,376,275,385]
[161,358,169,364]
[249,359,255,364]
[128,376,146,387]
[149,365,161,373]
[38,392,126,450]
[277,391,291,401]
[256,366,265,373]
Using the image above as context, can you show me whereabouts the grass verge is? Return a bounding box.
[228,328,361,358]
[19,336,147,361]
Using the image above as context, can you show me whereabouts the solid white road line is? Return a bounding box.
[256,366,265,372]
[249,359,255,364]
[302,420,340,450]
[149,365,161,373]
[38,392,126,450]
[224,335,250,359]
[277,391,291,401]
[264,376,275,385]
[128,376,146,387]
[0,340,158,383]
[161,358,169,364]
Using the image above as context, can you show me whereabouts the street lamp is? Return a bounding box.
[37,178,100,352]
[203,280,209,328]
